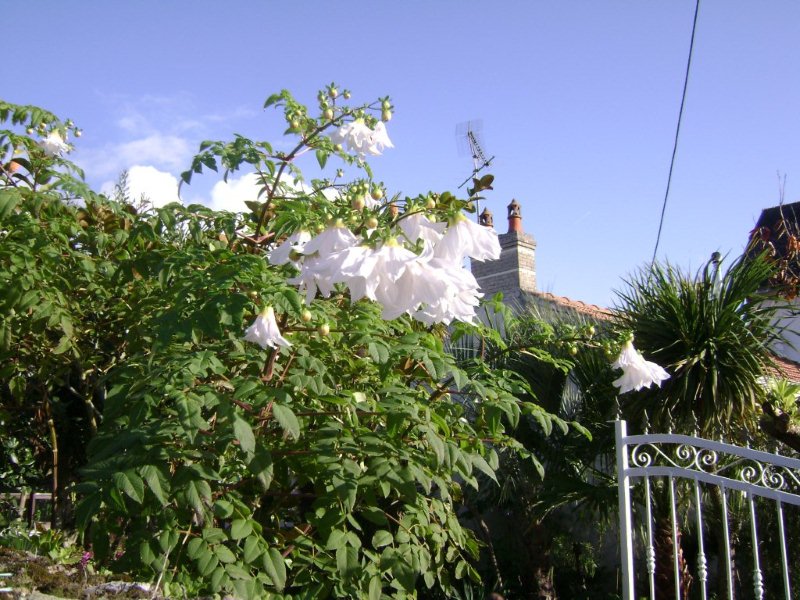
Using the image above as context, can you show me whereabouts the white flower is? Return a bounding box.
[244,306,291,349]
[434,213,501,262]
[399,213,446,247]
[301,222,358,257]
[339,239,417,301]
[39,131,70,156]
[268,231,311,267]
[329,119,394,157]
[366,121,394,156]
[611,340,670,394]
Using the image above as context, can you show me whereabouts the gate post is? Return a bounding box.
[616,418,635,600]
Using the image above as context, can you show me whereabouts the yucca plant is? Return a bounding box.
[615,252,783,437]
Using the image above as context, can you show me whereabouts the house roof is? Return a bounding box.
[525,291,613,322]
[750,200,800,261]
[769,355,800,383]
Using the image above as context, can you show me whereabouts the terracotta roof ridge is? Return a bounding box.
[530,291,614,319]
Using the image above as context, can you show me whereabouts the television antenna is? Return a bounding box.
[455,120,495,220]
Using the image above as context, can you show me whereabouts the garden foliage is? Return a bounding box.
[0,89,571,598]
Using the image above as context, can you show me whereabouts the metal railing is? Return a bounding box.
[616,418,800,600]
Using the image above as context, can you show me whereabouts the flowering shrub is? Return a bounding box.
[0,88,575,598]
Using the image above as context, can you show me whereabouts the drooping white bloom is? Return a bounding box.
[301,222,358,257]
[434,213,501,262]
[399,213,446,247]
[39,131,70,157]
[329,119,394,157]
[611,340,670,394]
[244,306,291,349]
[339,239,417,302]
[366,121,394,156]
[268,231,311,267]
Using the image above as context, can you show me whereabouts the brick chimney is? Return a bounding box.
[471,199,537,303]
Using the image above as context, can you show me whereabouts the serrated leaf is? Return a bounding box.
[187,538,205,560]
[247,449,274,491]
[233,415,255,456]
[369,575,382,600]
[243,535,261,564]
[215,544,236,564]
[371,530,393,548]
[0,189,21,219]
[326,529,347,551]
[263,547,287,591]
[230,518,253,541]
[272,403,300,440]
[336,545,359,578]
[470,454,498,484]
[197,548,219,576]
[140,465,168,506]
[113,470,144,504]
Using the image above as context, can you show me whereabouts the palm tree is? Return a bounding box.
[614,251,783,437]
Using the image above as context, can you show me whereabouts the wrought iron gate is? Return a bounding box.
[616,418,800,600]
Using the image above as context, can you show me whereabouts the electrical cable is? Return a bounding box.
[650,0,702,269]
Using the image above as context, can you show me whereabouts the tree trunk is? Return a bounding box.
[654,517,692,599]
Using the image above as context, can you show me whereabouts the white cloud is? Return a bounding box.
[80,134,193,179]
[210,173,264,213]
[99,165,181,208]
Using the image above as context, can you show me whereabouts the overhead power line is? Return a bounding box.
[650,0,702,269]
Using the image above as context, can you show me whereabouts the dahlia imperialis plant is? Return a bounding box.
[65,86,572,599]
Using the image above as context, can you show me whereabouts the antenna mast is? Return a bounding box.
[456,121,495,220]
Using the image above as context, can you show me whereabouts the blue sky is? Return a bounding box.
[6,1,800,307]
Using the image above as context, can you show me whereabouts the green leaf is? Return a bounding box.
[247,449,274,491]
[272,403,301,440]
[371,530,393,548]
[243,535,262,564]
[140,465,168,506]
[470,454,498,484]
[233,415,255,456]
[197,547,219,576]
[113,470,145,504]
[326,529,347,551]
[336,545,359,579]
[0,188,21,219]
[215,544,236,564]
[53,334,72,355]
[263,547,287,591]
[369,575,383,600]
[230,518,253,541]
[316,149,328,170]
[187,538,205,560]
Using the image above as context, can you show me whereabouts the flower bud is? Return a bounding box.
[323,108,334,120]
[75,129,82,138]
[318,323,330,336]
[366,216,379,229]
[343,91,351,100]
[26,128,34,135]
[329,87,338,99]
[381,110,392,122]
[301,309,312,322]
[370,188,383,200]
[426,198,436,210]
[352,195,366,211]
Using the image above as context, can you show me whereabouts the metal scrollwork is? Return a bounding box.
[627,436,800,498]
